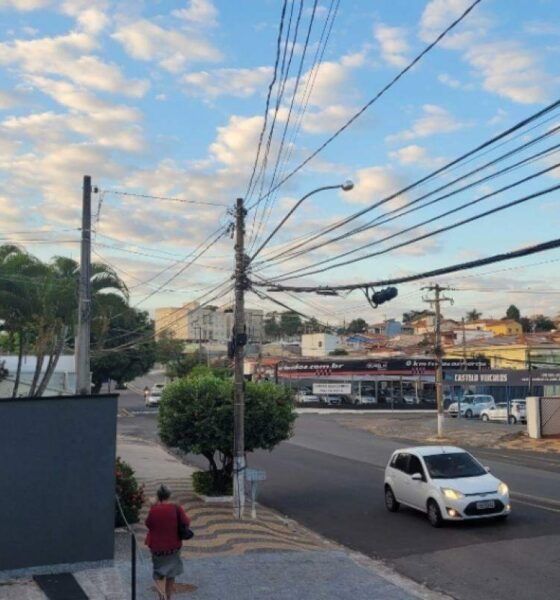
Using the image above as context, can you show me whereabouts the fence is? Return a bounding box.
[540,397,560,437]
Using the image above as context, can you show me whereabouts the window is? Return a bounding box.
[423,452,486,479]
[392,453,409,472]
[406,455,425,479]
[318,341,323,347]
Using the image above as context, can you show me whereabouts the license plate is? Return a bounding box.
[476,500,495,510]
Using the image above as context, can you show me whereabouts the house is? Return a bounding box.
[368,319,403,337]
[0,355,76,397]
[301,333,339,357]
[464,319,523,337]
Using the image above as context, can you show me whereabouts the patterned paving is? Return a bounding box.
[135,478,327,559]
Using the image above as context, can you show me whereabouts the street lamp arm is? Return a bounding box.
[250,183,353,263]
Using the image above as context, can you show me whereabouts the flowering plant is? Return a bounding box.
[115,456,144,527]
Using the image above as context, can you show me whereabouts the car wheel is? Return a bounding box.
[508,415,517,425]
[385,486,400,512]
[427,499,443,528]
[482,414,489,422]
[465,409,473,419]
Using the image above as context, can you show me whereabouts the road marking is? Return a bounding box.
[511,491,560,508]
[513,499,560,514]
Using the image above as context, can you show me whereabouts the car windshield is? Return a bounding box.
[423,452,486,479]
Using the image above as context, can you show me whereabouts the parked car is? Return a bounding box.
[446,394,495,418]
[323,395,346,406]
[384,445,511,527]
[296,392,321,404]
[351,394,377,405]
[402,393,420,405]
[480,400,526,424]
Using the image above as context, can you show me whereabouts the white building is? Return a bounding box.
[301,333,339,357]
[0,355,76,397]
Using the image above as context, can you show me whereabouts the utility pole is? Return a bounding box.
[76,175,92,395]
[423,284,454,437]
[233,198,248,519]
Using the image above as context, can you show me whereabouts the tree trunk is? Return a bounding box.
[28,348,45,397]
[11,329,24,398]
[35,325,68,397]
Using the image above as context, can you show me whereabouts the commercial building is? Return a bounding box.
[155,302,263,342]
[301,333,339,357]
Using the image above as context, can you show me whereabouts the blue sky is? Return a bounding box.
[1,0,559,323]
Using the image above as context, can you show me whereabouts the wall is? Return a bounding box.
[301,334,338,357]
[0,394,117,572]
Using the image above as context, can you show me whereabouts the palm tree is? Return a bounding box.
[466,309,482,323]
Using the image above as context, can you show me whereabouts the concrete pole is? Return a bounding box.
[233,198,247,519]
[76,175,92,395]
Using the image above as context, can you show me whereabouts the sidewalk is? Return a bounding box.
[3,435,450,599]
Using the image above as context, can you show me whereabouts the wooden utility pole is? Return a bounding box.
[76,175,92,395]
[233,198,247,518]
[423,284,454,437]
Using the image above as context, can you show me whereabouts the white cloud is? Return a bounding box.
[438,72,474,91]
[389,144,445,168]
[1,0,51,10]
[300,104,357,134]
[209,114,264,170]
[172,0,219,28]
[183,66,273,99]
[343,165,408,210]
[465,42,549,104]
[374,24,410,68]
[113,20,222,73]
[386,104,468,143]
[0,32,149,97]
[75,8,109,35]
[0,90,19,109]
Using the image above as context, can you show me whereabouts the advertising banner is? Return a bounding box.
[312,383,352,395]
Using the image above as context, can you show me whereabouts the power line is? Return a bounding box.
[101,189,229,207]
[256,237,560,293]
[267,181,560,283]
[260,158,560,281]
[256,123,560,269]
[248,0,483,210]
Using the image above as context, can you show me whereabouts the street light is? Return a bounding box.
[250,180,355,262]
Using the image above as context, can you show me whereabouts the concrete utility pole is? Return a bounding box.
[76,175,92,395]
[423,284,454,437]
[233,197,248,519]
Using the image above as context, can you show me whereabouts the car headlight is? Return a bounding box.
[441,488,465,500]
[497,482,509,496]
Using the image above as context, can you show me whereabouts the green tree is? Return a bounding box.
[264,314,281,340]
[156,331,185,366]
[402,310,433,323]
[466,309,482,322]
[520,317,533,333]
[505,305,521,321]
[280,311,302,336]
[159,375,296,494]
[347,318,368,333]
[329,348,349,356]
[533,315,555,332]
[165,349,206,379]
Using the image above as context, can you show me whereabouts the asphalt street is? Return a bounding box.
[118,378,560,600]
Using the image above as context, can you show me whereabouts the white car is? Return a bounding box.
[352,394,377,405]
[145,384,164,407]
[384,446,511,527]
[447,394,495,418]
[481,400,526,424]
[296,393,321,404]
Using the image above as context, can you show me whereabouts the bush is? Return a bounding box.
[115,457,145,527]
[193,470,233,497]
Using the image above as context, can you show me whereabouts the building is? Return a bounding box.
[155,302,263,342]
[410,315,436,335]
[445,333,560,369]
[368,319,403,337]
[301,333,339,357]
[0,355,76,397]
[464,319,523,337]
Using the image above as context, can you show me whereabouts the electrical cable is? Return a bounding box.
[259,157,560,281]
[102,189,229,207]
[248,0,483,211]
[266,181,560,283]
[256,237,560,293]
[256,123,560,268]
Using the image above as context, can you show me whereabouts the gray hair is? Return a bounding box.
[157,484,171,501]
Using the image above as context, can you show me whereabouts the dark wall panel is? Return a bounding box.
[0,395,117,571]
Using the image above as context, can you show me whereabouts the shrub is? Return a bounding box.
[115,457,144,527]
[192,470,233,497]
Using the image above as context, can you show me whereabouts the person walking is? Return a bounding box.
[143,385,150,402]
[145,484,191,600]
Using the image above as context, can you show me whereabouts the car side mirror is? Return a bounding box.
[485,466,491,473]
[411,472,423,481]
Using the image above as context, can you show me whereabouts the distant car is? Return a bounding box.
[402,394,420,405]
[296,392,321,404]
[323,395,346,406]
[481,401,526,424]
[447,395,495,418]
[351,394,377,405]
[384,446,511,527]
[146,384,165,407]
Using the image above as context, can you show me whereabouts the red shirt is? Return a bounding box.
[145,503,191,552]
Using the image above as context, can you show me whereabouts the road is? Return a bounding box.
[118,378,560,600]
